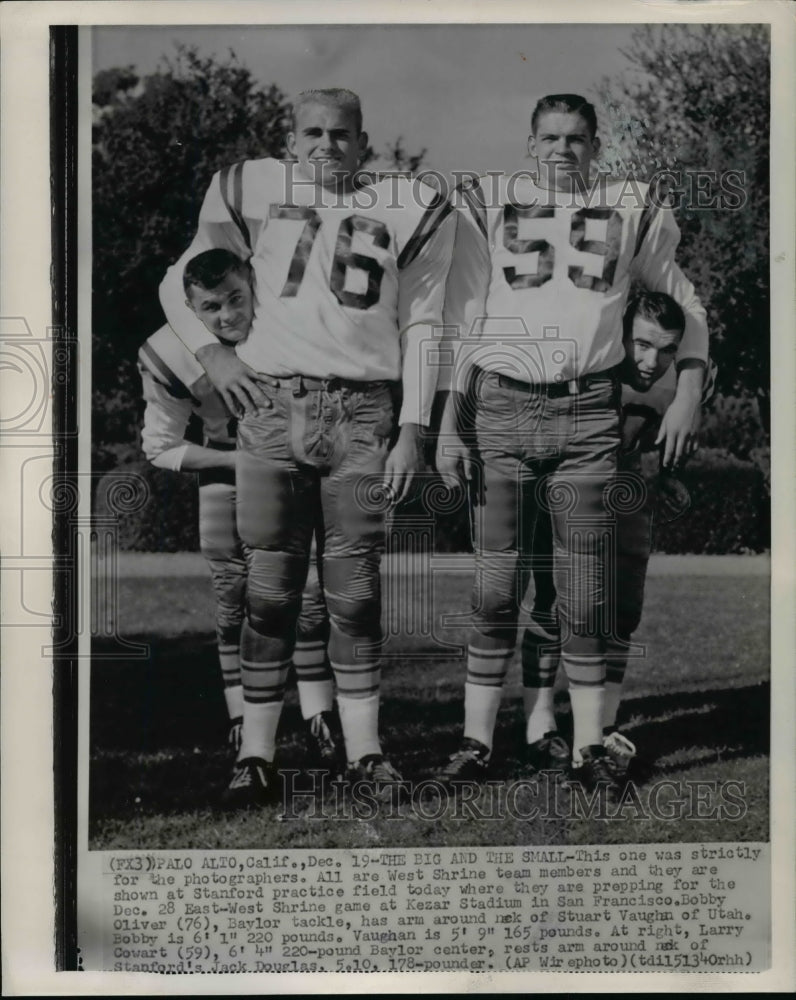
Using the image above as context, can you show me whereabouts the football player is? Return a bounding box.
[159,89,455,806]
[436,94,709,791]
[139,249,338,766]
[521,291,718,781]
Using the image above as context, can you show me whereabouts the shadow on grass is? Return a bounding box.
[89,635,769,836]
[611,682,770,773]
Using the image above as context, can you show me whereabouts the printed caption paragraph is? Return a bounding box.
[80,843,769,974]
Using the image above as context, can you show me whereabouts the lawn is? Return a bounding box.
[89,570,769,849]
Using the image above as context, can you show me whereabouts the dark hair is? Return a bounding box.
[183,249,250,295]
[531,94,598,138]
[624,290,686,339]
[291,88,363,135]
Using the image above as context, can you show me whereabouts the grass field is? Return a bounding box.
[90,567,769,850]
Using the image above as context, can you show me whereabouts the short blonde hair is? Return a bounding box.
[292,88,363,134]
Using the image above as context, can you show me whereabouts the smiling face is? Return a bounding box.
[621,315,682,391]
[186,270,254,344]
[287,100,367,191]
[528,110,600,191]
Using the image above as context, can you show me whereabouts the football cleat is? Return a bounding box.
[524,731,571,775]
[307,711,342,771]
[569,744,624,794]
[602,730,637,778]
[437,738,491,784]
[603,729,653,785]
[227,716,243,753]
[346,754,407,804]
[221,756,277,810]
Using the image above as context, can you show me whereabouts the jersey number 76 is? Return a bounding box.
[270,205,389,310]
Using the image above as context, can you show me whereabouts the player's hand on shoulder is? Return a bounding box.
[383,423,423,505]
[196,342,273,418]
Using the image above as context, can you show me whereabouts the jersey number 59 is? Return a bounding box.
[503,204,622,293]
[270,205,389,310]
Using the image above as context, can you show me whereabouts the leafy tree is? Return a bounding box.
[597,24,770,429]
[93,46,427,469]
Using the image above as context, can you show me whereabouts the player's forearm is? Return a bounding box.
[394,422,422,444]
[637,207,710,365]
[676,302,709,365]
[149,444,189,472]
[674,359,705,402]
[398,321,439,427]
[175,444,237,472]
[149,443,236,473]
[159,258,216,354]
[437,388,467,435]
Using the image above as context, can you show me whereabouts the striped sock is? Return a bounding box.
[294,638,334,720]
[463,682,503,753]
[521,626,560,742]
[602,682,624,732]
[223,683,244,721]
[238,700,283,762]
[604,636,629,731]
[218,644,242,687]
[238,620,290,761]
[569,684,606,764]
[296,679,334,721]
[462,639,514,750]
[523,686,557,744]
[337,693,381,763]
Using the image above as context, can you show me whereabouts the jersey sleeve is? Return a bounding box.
[158,162,255,355]
[438,183,491,393]
[632,202,709,365]
[138,356,193,470]
[396,192,456,425]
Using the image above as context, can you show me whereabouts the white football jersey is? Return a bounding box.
[138,324,234,470]
[443,174,709,389]
[160,159,455,425]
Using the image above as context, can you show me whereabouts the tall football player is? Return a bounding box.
[520,291,718,782]
[140,249,338,769]
[160,90,455,806]
[436,94,708,791]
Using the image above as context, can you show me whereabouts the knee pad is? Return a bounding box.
[471,550,520,637]
[323,555,381,639]
[246,549,306,637]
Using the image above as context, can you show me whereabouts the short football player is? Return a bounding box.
[139,248,338,767]
[436,94,709,792]
[159,90,455,806]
